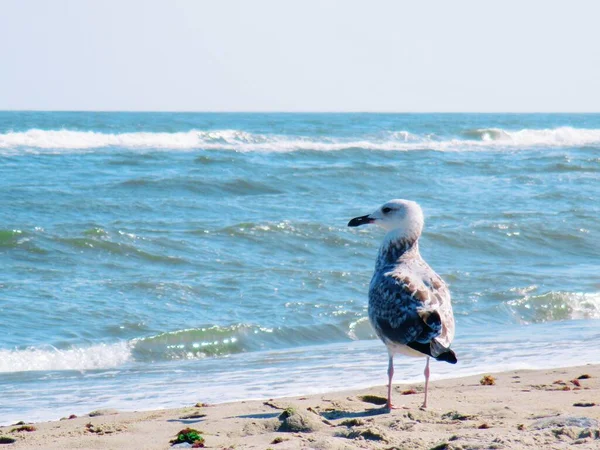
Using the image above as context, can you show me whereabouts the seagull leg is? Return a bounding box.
[422,357,430,408]
[387,355,394,410]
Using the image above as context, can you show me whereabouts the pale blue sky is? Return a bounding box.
[1,0,599,112]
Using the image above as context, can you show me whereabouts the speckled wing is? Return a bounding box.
[368,262,456,362]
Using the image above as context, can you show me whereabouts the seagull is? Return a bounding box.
[348,199,456,410]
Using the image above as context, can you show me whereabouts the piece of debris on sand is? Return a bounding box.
[480,375,496,386]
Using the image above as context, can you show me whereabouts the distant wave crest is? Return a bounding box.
[0,129,266,151]
[463,127,600,147]
[1,126,600,153]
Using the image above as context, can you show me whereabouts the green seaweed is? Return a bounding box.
[358,395,388,405]
[10,425,36,433]
[429,444,451,450]
[355,429,385,441]
[179,412,207,419]
[280,407,296,418]
[441,411,476,421]
[339,418,364,427]
[171,428,205,447]
[344,428,388,442]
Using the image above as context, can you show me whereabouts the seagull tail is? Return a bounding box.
[406,340,458,364]
[413,310,457,364]
[435,347,457,364]
[430,337,457,364]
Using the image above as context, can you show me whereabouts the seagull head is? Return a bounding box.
[348,199,424,240]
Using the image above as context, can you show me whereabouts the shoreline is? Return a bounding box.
[4,319,600,427]
[2,364,598,449]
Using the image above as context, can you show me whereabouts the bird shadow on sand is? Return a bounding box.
[318,406,389,420]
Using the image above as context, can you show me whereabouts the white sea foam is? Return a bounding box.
[0,342,132,373]
[0,129,265,151]
[470,127,600,147]
[508,291,600,323]
[1,126,600,153]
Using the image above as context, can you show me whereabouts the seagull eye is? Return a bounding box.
[382,207,392,214]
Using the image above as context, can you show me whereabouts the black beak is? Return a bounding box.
[348,214,373,227]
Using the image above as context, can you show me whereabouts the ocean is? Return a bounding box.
[1,112,599,425]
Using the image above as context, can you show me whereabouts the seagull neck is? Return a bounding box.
[377,231,420,267]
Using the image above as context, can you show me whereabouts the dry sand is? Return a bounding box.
[1,364,599,450]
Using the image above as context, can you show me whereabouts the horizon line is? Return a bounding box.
[2,109,600,114]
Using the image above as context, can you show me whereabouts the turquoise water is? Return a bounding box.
[1,112,599,424]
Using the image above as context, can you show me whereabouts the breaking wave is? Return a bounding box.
[130,321,376,361]
[1,127,600,153]
[0,320,376,373]
[2,289,596,373]
[0,342,132,373]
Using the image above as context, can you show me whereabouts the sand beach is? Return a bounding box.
[2,364,598,449]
